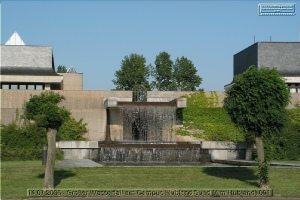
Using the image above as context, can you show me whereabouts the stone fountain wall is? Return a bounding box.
[104,97,186,143]
[56,141,252,164]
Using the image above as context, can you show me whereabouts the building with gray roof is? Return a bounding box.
[225,42,300,93]
[1,32,82,90]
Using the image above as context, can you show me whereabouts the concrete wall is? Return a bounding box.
[233,43,258,77]
[201,141,253,161]
[57,141,252,161]
[1,90,193,141]
[58,73,83,90]
[1,90,131,141]
[2,90,300,141]
[56,141,98,159]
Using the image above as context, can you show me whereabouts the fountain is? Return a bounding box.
[97,86,211,165]
[56,87,253,164]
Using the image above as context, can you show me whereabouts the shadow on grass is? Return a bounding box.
[37,169,76,187]
[202,167,260,187]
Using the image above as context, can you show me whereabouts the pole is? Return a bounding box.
[42,144,47,166]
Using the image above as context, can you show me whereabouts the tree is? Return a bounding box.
[173,56,202,91]
[112,53,150,91]
[23,91,70,190]
[223,66,290,189]
[151,51,174,91]
[57,65,67,73]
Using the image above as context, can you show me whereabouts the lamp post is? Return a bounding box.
[42,144,47,166]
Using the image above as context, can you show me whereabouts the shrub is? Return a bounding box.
[57,117,87,141]
[1,109,88,160]
[251,108,300,161]
[1,121,46,148]
[263,108,300,161]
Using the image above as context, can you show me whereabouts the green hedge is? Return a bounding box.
[1,146,43,161]
[1,112,87,161]
[1,146,64,161]
[0,121,64,161]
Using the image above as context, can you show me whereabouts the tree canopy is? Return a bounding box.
[224,66,290,137]
[23,91,70,129]
[112,53,150,91]
[173,56,202,91]
[57,65,67,73]
[115,52,203,91]
[151,51,174,91]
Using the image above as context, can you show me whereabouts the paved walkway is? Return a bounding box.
[57,159,300,168]
[58,159,103,168]
[212,159,300,168]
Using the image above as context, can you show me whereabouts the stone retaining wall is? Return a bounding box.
[56,141,253,163]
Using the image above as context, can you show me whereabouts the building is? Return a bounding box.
[1,32,83,91]
[225,42,300,92]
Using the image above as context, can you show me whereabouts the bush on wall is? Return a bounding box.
[175,91,246,142]
[177,91,299,161]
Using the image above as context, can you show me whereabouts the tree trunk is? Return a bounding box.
[43,128,57,190]
[255,135,269,189]
[255,135,265,163]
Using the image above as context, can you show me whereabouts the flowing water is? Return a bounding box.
[121,105,176,142]
[96,99,211,165]
[94,142,210,165]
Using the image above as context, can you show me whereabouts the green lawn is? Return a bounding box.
[1,161,300,199]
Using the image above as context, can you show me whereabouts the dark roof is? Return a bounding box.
[233,42,300,76]
[1,45,58,76]
[257,42,300,77]
[225,42,300,89]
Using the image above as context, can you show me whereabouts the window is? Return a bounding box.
[1,83,45,90]
[2,84,9,89]
[11,85,18,90]
[290,88,296,93]
[28,85,35,90]
[36,85,43,90]
[288,83,299,93]
[19,85,27,90]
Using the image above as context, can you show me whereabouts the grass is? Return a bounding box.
[1,160,43,168]
[1,161,300,199]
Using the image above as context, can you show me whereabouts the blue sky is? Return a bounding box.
[1,1,299,91]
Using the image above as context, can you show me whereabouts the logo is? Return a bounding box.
[258,3,296,16]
